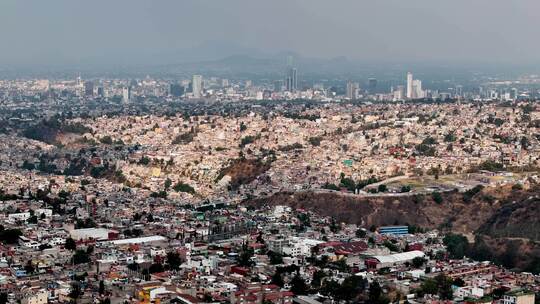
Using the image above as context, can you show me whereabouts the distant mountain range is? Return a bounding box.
[1,40,536,80]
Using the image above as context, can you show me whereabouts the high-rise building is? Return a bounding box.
[346,81,359,99]
[192,75,203,98]
[221,79,229,88]
[97,87,104,97]
[84,81,94,96]
[76,73,82,87]
[122,87,130,103]
[406,72,413,99]
[273,80,284,92]
[286,68,298,92]
[412,79,424,99]
[455,85,463,97]
[368,78,377,94]
[393,85,405,101]
[511,88,518,100]
[170,84,184,97]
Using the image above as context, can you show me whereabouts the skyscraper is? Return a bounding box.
[170,83,184,97]
[221,79,229,88]
[76,73,82,87]
[192,75,203,98]
[368,78,377,94]
[393,85,405,101]
[406,72,413,99]
[122,87,130,103]
[412,79,424,99]
[286,68,298,92]
[84,81,94,96]
[346,81,359,99]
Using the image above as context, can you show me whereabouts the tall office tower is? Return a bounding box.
[393,85,405,101]
[412,79,423,99]
[97,87,104,97]
[170,83,184,97]
[286,68,298,92]
[368,78,377,94]
[273,80,284,92]
[122,87,130,103]
[192,75,203,98]
[84,81,94,96]
[346,81,359,99]
[245,80,252,88]
[221,79,229,88]
[455,85,463,97]
[406,72,414,99]
[511,88,518,100]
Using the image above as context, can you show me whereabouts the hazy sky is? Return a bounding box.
[1,0,539,66]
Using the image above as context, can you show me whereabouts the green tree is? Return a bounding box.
[369,281,386,304]
[100,298,111,304]
[100,136,113,145]
[355,228,367,238]
[412,257,426,268]
[267,251,283,265]
[173,182,195,194]
[432,192,443,204]
[166,251,183,270]
[290,273,308,295]
[65,237,77,251]
[240,122,248,132]
[329,218,340,233]
[164,178,172,190]
[443,234,469,259]
[308,136,322,146]
[27,215,38,224]
[311,270,326,289]
[237,243,254,267]
[69,282,81,301]
[419,278,438,296]
[99,280,105,295]
[453,278,465,287]
[383,240,399,252]
[24,260,35,274]
[148,263,164,273]
[340,276,367,302]
[436,274,454,300]
[321,279,340,299]
[72,250,91,264]
[271,271,284,287]
[0,228,23,244]
[400,185,411,193]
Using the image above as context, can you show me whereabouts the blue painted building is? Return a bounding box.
[379,225,409,236]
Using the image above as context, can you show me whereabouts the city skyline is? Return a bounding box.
[0,1,539,303]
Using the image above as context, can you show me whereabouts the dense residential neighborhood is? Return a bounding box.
[0,68,539,304]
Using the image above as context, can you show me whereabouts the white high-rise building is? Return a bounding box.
[406,72,413,99]
[412,79,424,99]
[221,79,229,88]
[122,87,130,103]
[346,81,359,99]
[393,85,405,101]
[192,75,203,98]
[286,68,298,92]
